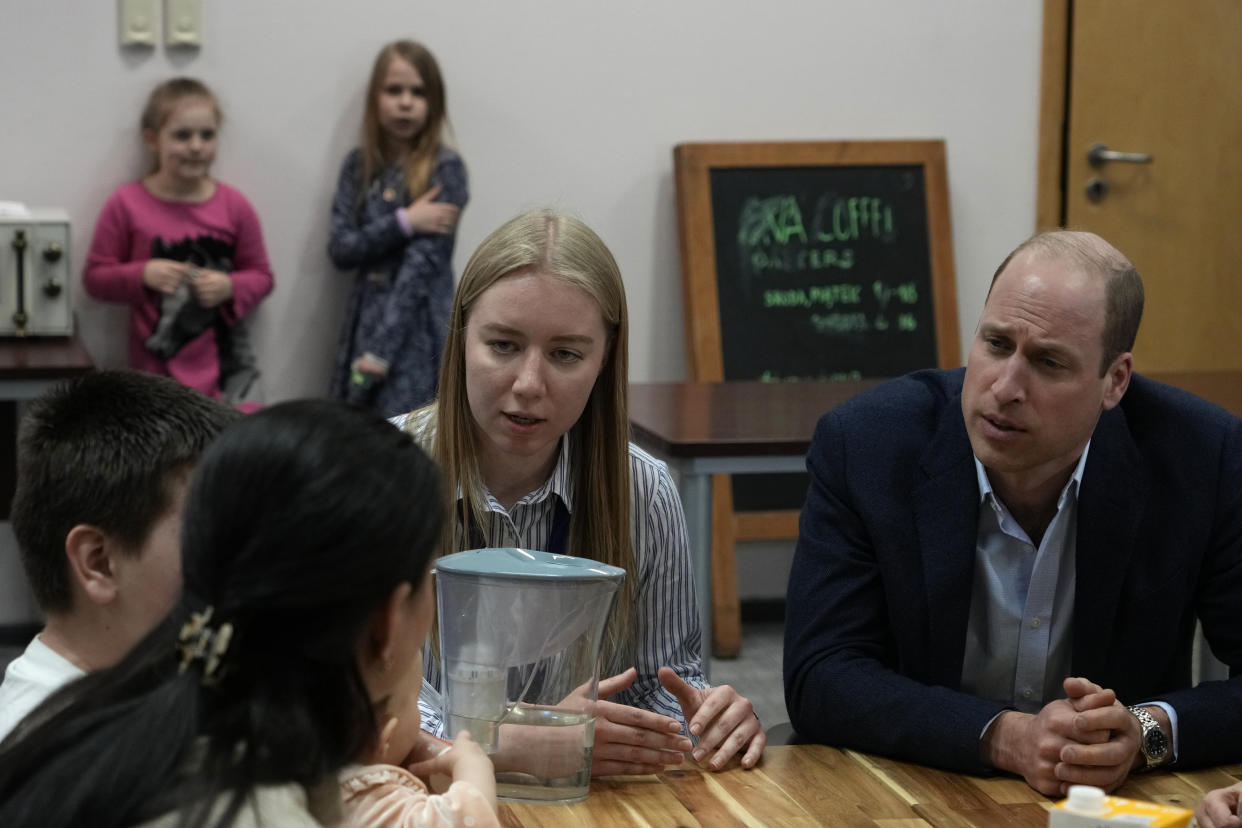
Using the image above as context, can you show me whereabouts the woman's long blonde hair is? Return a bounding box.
[416,209,635,667]
[359,40,449,200]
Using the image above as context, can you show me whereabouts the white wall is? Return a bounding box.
[0,1,1044,604]
[0,0,1042,396]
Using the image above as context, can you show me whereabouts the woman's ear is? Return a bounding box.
[64,524,120,606]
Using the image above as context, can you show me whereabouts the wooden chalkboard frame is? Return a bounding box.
[672,139,960,656]
[674,139,960,382]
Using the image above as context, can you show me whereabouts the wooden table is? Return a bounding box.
[0,334,95,394]
[499,745,1235,826]
[629,372,1242,662]
[628,380,886,666]
[854,749,1236,827]
[498,745,928,826]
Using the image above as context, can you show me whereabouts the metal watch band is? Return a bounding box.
[1127,705,1169,769]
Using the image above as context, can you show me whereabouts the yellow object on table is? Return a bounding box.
[1048,784,1192,827]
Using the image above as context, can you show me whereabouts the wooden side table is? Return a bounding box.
[628,380,885,661]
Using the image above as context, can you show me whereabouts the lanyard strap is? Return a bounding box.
[465,497,571,557]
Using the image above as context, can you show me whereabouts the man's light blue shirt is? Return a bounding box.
[962,447,1087,712]
[964,443,1180,759]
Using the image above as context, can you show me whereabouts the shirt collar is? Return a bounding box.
[466,436,576,515]
[542,436,574,513]
[974,440,1091,511]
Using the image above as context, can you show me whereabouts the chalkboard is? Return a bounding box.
[674,141,959,513]
[713,164,940,381]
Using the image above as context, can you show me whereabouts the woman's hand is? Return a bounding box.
[142,259,189,294]
[405,185,460,234]
[659,667,766,770]
[589,667,692,776]
[188,268,234,308]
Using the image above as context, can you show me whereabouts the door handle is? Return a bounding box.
[1088,143,1153,168]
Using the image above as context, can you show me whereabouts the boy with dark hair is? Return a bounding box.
[0,370,238,741]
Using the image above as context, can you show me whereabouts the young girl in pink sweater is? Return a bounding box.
[84,77,273,402]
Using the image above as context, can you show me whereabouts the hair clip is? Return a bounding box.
[177,606,234,687]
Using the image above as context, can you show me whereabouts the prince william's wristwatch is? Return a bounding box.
[1128,705,1170,769]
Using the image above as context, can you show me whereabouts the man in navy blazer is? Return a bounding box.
[784,230,1242,795]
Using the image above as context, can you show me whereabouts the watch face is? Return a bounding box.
[1145,727,1169,759]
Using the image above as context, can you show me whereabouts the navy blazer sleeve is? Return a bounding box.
[1099,380,1242,768]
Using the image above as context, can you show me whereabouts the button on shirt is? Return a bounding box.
[961,447,1088,712]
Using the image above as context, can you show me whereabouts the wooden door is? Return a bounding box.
[1048,0,1242,371]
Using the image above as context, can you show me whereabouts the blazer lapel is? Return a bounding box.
[1072,406,1147,674]
[913,402,981,688]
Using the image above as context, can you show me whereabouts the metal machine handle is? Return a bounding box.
[1088,143,1153,168]
[10,230,28,334]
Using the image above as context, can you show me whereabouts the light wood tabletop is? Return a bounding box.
[854,749,1241,827]
[499,745,928,826]
[497,745,1241,827]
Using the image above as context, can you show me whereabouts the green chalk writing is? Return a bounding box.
[812,195,896,243]
[764,283,863,310]
[739,194,897,253]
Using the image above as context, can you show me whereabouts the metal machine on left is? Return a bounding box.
[0,208,73,336]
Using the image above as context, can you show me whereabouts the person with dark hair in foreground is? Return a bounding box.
[0,370,238,742]
[0,400,486,827]
[785,230,1242,795]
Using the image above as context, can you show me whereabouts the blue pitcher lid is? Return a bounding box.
[435,547,626,582]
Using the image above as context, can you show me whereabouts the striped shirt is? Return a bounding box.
[392,410,709,737]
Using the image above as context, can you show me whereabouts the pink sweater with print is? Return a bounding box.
[83,180,274,398]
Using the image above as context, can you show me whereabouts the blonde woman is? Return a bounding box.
[396,209,766,774]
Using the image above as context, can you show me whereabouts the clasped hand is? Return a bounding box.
[142,259,233,308]
[588,666,765,776]
[986,676,1142,795]
[405,185,459,235]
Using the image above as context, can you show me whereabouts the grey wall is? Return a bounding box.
[0,0,1044,603]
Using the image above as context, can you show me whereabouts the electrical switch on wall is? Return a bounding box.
[118,0,157,47]
[164,0,202,47]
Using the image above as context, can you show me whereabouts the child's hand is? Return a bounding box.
[189,269,234,308]
[405,185,460,235]
[352,352,389,379]
[407,731,496,810]
[402,732,452,766]
[142,259,189,294]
